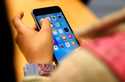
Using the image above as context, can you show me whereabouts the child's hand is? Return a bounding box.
[13,12,53,64]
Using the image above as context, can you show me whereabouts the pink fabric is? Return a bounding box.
[82,32,125,82]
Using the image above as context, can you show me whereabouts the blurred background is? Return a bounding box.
[83,0,125,17]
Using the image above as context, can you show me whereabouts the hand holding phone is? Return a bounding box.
[13,12,53,64]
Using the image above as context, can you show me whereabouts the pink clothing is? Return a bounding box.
[83,32,125,82]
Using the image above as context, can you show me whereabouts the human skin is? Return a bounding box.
[13,12,53,64]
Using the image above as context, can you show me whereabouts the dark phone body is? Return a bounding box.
[32,6,79,63]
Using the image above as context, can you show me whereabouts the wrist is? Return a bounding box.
[28,59,53,64]
[25,53,53,64]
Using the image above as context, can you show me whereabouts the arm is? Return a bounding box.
[23,47,118,82]
[50,47,119,82]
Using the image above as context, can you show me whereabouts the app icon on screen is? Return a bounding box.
[58,29,64,34]
[65,42,70,48]
[51,16,56,21]
[52,40,55,45]
[64,27,69,32]
[54,45,59,51]
[55,22,61,28]
[45,17,51,21]
[71,41,75,45]
[68,34,73,39]
[55,37,62,43]
[58,15,62,19]
[61,35,66,40]
[39,18,44,23]
[59,43,64,48]
[52,29,58,35]
[50,23,54,28]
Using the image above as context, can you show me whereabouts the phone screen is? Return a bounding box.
[33,7,79,62]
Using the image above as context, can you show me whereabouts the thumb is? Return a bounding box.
[39,18,52,36]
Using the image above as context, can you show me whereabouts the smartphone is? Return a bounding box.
[32,6,79,63]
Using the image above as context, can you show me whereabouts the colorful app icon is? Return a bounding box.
[61,35,66,40]
[58,15,62,19]
[52,29,58,35]
[58,29,63,34]
[51,16,56,21]
[68,34,73,39]
[64,27,69,32]
[55,22,61,27]
[51,24,53,28]
[39,18,44,23]
[55,37,62,43]
[71,41,75,45]
[54,45,59,51]
[65,42,70,48]
[45,17,51,21]
[52,40,55,45]
[59,43,64,48]
[50,22,54,28]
